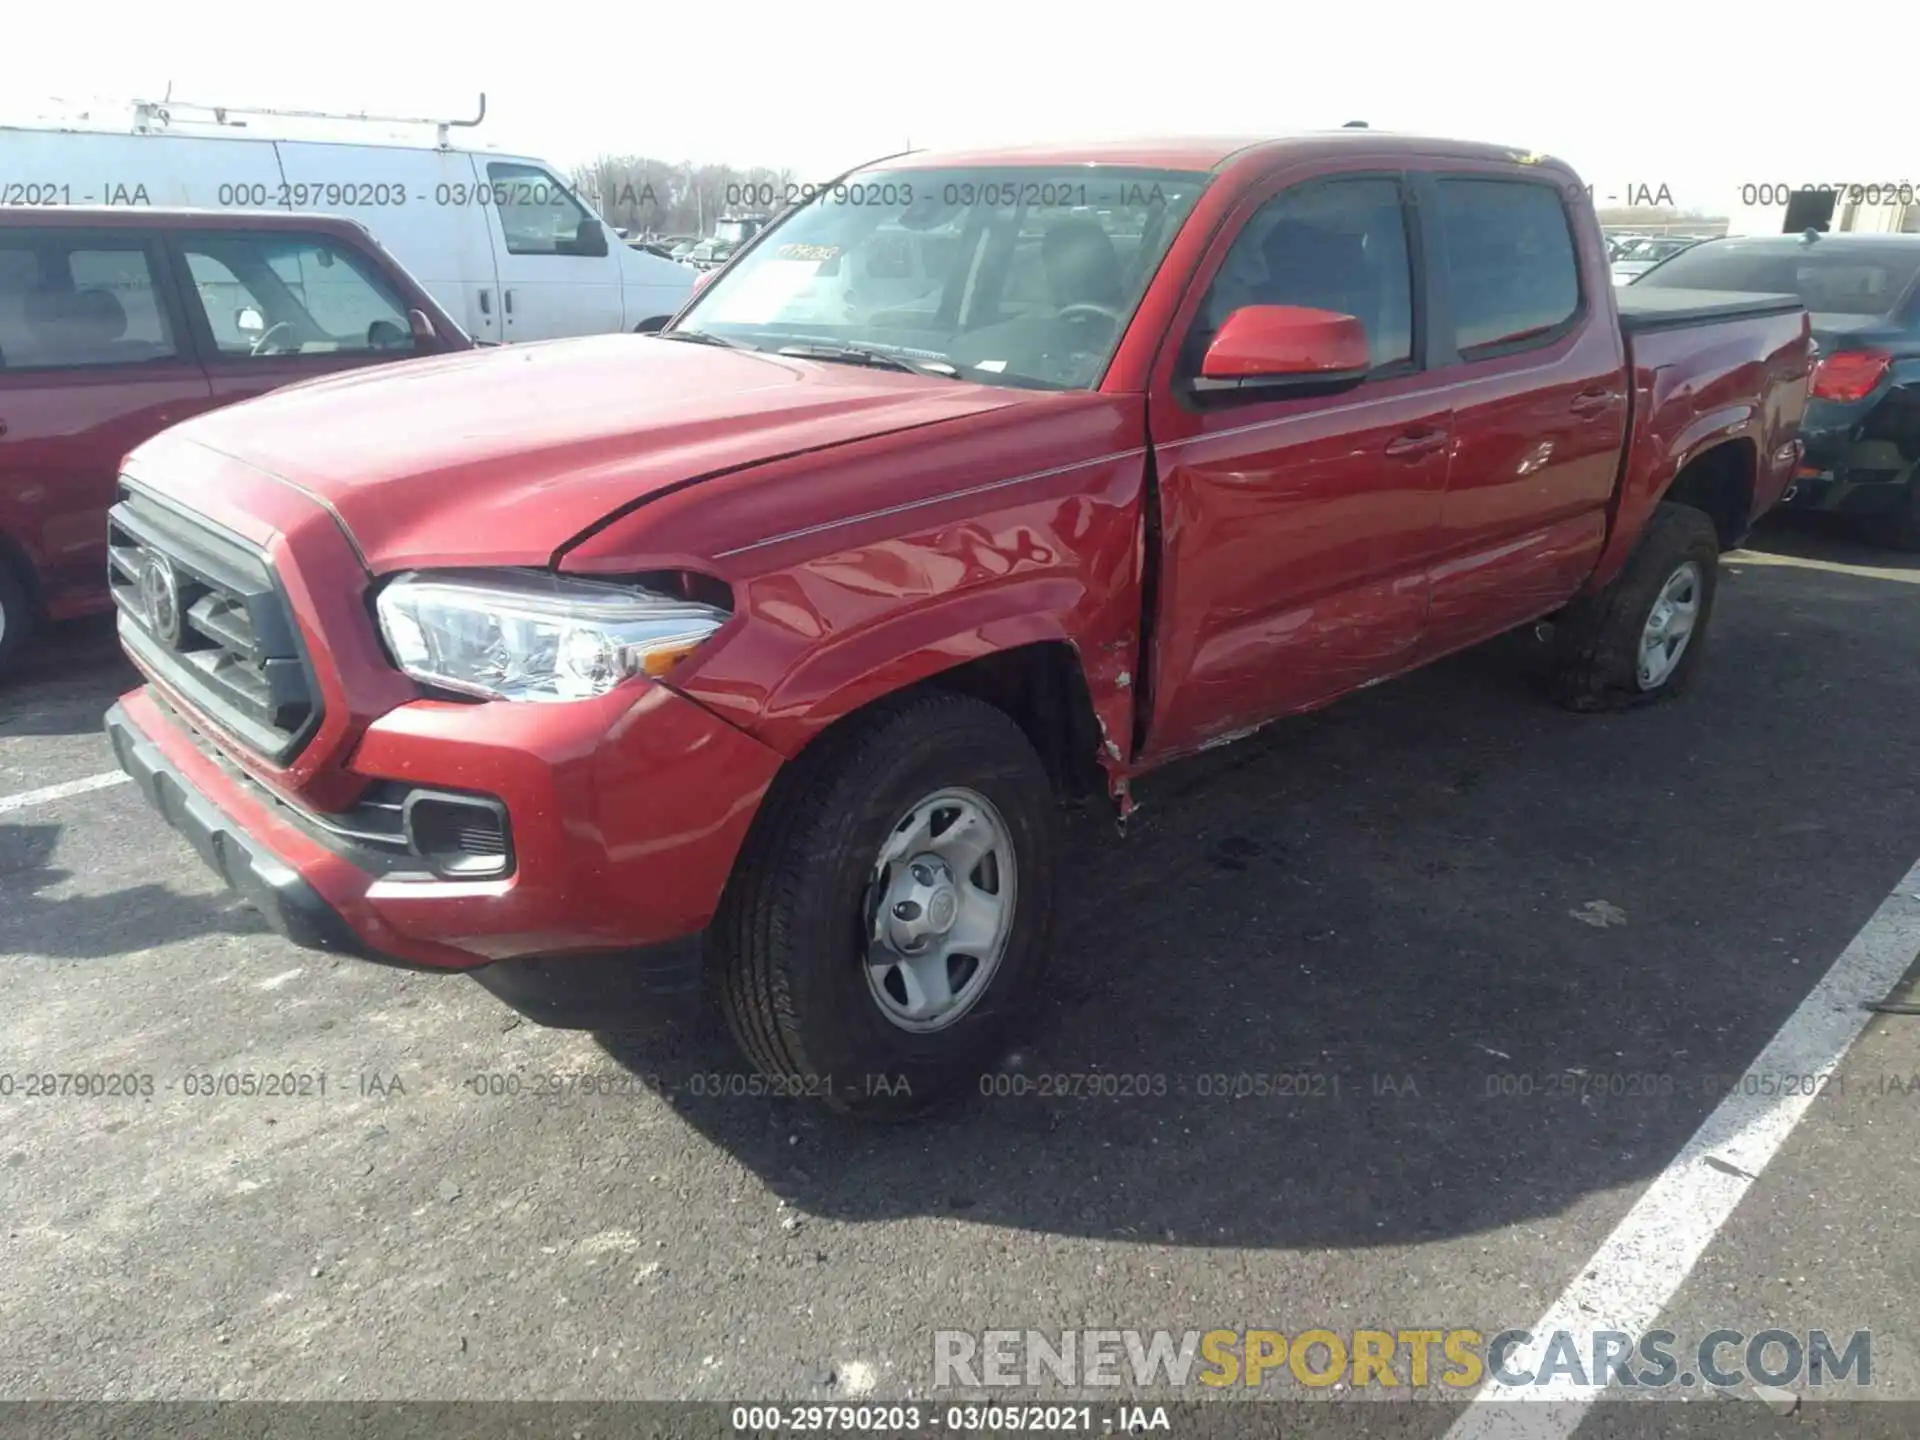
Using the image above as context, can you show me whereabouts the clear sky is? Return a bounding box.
[10,0,1915,214]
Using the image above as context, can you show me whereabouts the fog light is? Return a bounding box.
[402,791,514,879]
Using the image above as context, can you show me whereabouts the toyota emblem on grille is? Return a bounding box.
[137,550,183,648]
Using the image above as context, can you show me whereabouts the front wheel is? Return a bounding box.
[1547,502,1720,712]
[714,691,1057,1118]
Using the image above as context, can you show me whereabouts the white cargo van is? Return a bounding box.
[0,96,695,342]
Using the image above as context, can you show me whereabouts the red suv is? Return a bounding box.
[0,207,468,676]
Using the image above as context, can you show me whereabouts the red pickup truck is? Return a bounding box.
[104,134,1811,1116]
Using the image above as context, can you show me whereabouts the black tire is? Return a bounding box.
[1547,502,1720,712]
[713,691,1057,1119]
[0,559,34,682]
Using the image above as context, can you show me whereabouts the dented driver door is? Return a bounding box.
[1138,169,1452,761]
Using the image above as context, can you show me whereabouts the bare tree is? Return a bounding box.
[572,153,804,238]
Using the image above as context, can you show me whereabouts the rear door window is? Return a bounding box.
[1435,179,1582,356]
[0,237,180,370]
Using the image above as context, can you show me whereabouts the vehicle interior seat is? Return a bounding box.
[17,286,166,365]
[1042,218,1125,312]
[1260,220,1382,344]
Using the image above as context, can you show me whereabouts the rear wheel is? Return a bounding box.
[0,559,33,682]
[714,691,1056,1119]
[1547,502,1720,711]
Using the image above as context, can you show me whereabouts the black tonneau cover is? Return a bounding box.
[1615,287,1804,334]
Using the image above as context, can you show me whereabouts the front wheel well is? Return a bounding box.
[786,643,1111,805]
[0,531,43,613]
[916,643,1109,801]
[1663,440,1757,550]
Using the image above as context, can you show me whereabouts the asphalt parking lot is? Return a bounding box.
[2,517,1917,1434]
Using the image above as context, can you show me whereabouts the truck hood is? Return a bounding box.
[153,336,1022,571]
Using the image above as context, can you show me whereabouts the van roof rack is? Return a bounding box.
[128,92,487,149]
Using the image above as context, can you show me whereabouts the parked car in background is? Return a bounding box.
[1634,232,1920,546]
[714,216,770,249]
[684,217,775,271]
[1611,236,1699,285]
[0,206,470,677]
[0,106,694,341]
[103,133,1810,1115]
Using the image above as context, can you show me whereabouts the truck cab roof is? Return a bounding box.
[872,132,1565,174]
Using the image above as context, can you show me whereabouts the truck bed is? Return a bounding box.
[1615,287,1804,334]
[1594,292,1812,589]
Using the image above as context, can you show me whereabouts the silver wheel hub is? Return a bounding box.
[884,856,961,951]
[1638,560,1702,690]
[865,787,1017,1034]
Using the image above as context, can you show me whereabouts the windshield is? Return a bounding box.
[1634,241,1920,315]
[671,166,1210,390]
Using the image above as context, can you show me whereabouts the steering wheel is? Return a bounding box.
[1055,302,1125,330]
[249,321,295,357]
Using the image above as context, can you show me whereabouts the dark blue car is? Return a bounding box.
[1633,233,1920,547]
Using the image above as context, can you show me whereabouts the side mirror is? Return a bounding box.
[408,308,438,344]
[235,306,265,334]
[1192,304,1371,396]
[573,218,610,258]
[634,314,668,334]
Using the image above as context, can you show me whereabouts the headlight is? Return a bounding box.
[375,569,729,702]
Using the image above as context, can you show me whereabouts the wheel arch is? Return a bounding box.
[750,630,1118,807]
[0,526,45,618]
[1661,436,1759,551]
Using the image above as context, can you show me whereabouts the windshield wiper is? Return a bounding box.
[775,343,959,378]
[656,329,748,350]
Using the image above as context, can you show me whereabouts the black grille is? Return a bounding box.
[108,483,321,764]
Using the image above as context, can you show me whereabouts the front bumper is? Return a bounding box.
[106,679,784,1027]
[107,699,378,962]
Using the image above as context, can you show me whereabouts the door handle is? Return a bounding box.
[1570,388,1618,416]
[504,289,514,316]
[0,420,8,437]
[478,289,492,316]
[1384,428,1448,458]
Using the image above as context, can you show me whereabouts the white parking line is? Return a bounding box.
[0,770,131,816]
[1446,857,1920,1439]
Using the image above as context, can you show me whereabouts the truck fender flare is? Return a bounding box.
[1588,406,1760,592]
[1660,405,1760,490]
